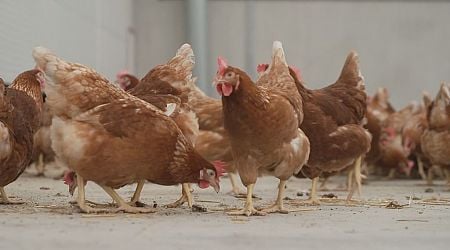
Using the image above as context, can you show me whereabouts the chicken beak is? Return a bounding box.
[211,179,220,193]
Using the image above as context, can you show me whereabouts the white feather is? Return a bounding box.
[164,103,177,116]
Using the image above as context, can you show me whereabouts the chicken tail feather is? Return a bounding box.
[337,51,365,89]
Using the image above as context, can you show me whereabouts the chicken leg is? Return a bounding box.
[0,187,24,204]
[100,186,155,213]
[261,180,288,214]
[417,156,427,181]
[346,156,362,202]
[35,154,45,177]
[227,184,266,216]
[304,177,321,205]
[128,180,146,207]
[426,165,435,185]
[320,176,330,191]
[75,175,109,213]
[165,183,193,208]
[228,172,245,196]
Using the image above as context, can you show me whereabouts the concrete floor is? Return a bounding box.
[0,174,449,250]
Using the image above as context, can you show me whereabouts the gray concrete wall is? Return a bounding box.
[134,0,450,108]
[0,0,134,82]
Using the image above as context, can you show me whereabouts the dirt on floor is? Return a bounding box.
[0,173,449,250]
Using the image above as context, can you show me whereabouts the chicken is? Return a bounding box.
[364,107,383,169]
[187,87,243,195]
[368,87,395,123]
[0,70,43,203]
[127,44,200,207]
[383,103,420,138]
[30,94,57,176]
[33,47,223,213]
[215,41,310,216]
[378,134,414,178]
[116,70,139,91]
[402,93,431,181]
[421,83,450,186]
[288,51,370,203]
[138,45,243,195]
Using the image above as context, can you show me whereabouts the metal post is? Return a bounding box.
[245,0,256,78]
[185,0,209,94]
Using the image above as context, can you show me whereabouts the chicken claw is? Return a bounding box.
[128,180,146,207]
[0,187,24,204]
[227,172,245,196]
[75,177,110,213]
[261,180,289,214]
[227,184,266,216]
[165,183,193,208]
[304,177,321,205]
[101,186,156,213]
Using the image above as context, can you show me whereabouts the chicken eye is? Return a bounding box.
[206,169,215,177]
[226,72,234,78]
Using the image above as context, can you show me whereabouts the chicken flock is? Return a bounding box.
[0,42,449,216]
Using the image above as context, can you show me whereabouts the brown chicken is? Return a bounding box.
[0,70,43,203]
[128,44,200,207]
[378,134,414,178]
[215,41,310,216]
[421,83,450,185]
[33,47,223,213]
[259,51,370,202]
[31,94,57,176]
[368,87,396,123]
[402,93,432,181]
[364,107,383,168]
[186,79,242,195]
[290,52,370,203]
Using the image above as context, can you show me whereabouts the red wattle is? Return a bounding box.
[216,84,223,96]
[198,180,210,189]
[222,84,233,96]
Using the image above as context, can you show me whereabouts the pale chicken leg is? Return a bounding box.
[165,183,193,208]
[35,154,45,177]
[416,156,428,181]
[227,184,266,216]
[261,180,288,214]
[0,187,24,204]
[346,156,362,202]
[128,180,146,206]
[75,175,110,213]
[101,186,155,213]
[228,172,245,196]
[305,177,321,205]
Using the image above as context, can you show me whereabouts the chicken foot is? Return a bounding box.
[319,176,331,191]
[0,187,24,204]
[35,154,45,177]
[261,180,288,214]
[75,175,110,213]
[228,172,245,196]
[227,184,266,216]
[417,156,427,181]
[100,186,156,213]
[346,156,362,202]
[165,183,193,208]
[294,177,321,206]
[128,180,147,207]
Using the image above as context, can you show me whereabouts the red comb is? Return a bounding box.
[116,69,129,79]
[217,57,228,76]
[289,66,302,81]
[213,160,226,178]
[256,64,269,73]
